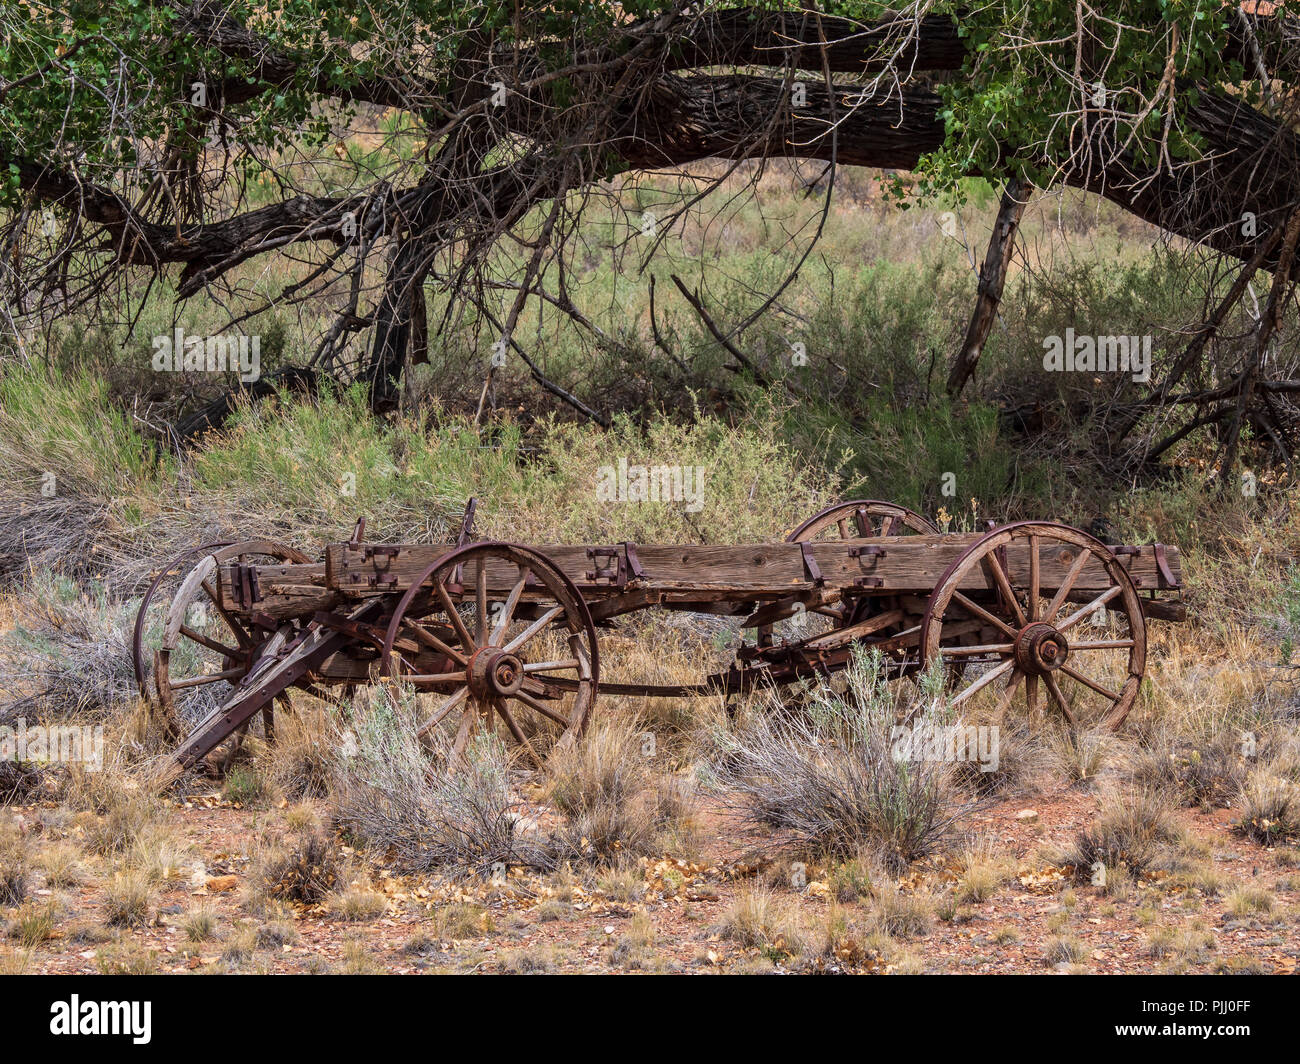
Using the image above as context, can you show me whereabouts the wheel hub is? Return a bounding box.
[468,648,525,697]
[1014,622,1069,675]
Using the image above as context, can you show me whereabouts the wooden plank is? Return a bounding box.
[214,538,1183,621]
[322,537,1181,597]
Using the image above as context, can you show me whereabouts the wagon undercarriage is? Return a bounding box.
[132,501,1183,775]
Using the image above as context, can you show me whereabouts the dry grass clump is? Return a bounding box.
[181,906,219,942]
[1060,789,1185,877]
[951,719,1042,798]
[327,886,387,921]
[221,763,273,807]
[103,870,151,927]
[330,687,551,875]
[1044,935,1088,966]
[127,823,191,884]
[0,761,46,806]
[500,942,557,973]
[953,835,1015,905]
[1224,884,1276,919]
[0,826,28,908]
[1131,725,1248,808]
[95,944,159,975]
[868,879,934,939]
[1237,770,1300,844]
[713,885,807,959]
[432,902,491,940]
[36,843,82,888]
[250,831,338,906]
[70,774,162,856]
[7,897,60,948]
[714,652,969,870]
[545,717,694,864]
[1048,725,1121,786]
[268,705,334,800]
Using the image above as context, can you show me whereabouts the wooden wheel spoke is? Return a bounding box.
[1042,672,1077,724]
[501,605,565,655]
[179,624,241,660]
[1059,665,1120,703]
[417,686,468,737]
[1043,550,1093,623]
[940,642,1015,657]
[1067,639,1135,650]
[1027,535,1039,622]
[512,688,573,727]
[474,556,488,645]
[878,514,896,537]
[1055,585,1122,631]
[951,592,1018,639]
[950,658,1014,707]
[401,619,467,665]
[450,700,479,761]
[522,658,581,673]
[991,668,1024,719]
[490,566,529,647]
[493,697,542,767]
[1026,673,1040,721]
[404,669,471,688]
[983,551,1026,628]
[169,667,244,690]
[837,518,851,539]
[434,579,476,653]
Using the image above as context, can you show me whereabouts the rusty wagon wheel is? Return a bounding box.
[920,522,1146,731]
[757,499,938,650]
[380,542,599,766]
[132,540,232,695]
[786,499,939,542]
[138,540,311,748]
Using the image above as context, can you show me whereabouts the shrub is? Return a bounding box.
[714,651,969,869]
[0,571,139,721]
[331,686,551,875]
[222,764,271,808]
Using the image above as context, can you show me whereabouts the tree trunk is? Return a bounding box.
[947,177,1030,397]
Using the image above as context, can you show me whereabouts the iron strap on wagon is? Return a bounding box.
[131,500,1183,775]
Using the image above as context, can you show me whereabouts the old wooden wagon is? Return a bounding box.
[132,500,1183,773]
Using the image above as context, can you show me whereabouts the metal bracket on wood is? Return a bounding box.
[1107,544,1145,588]
[1153,543,1180,589]
[799,541,824,587]
[622,542,646,582]
[362,546,399,589]
[586,547,625,586]
[456,498,478,548]
[848,543,885,588]
[231,564,262,609]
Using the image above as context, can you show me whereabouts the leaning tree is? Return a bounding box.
[4,1,1300,472]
